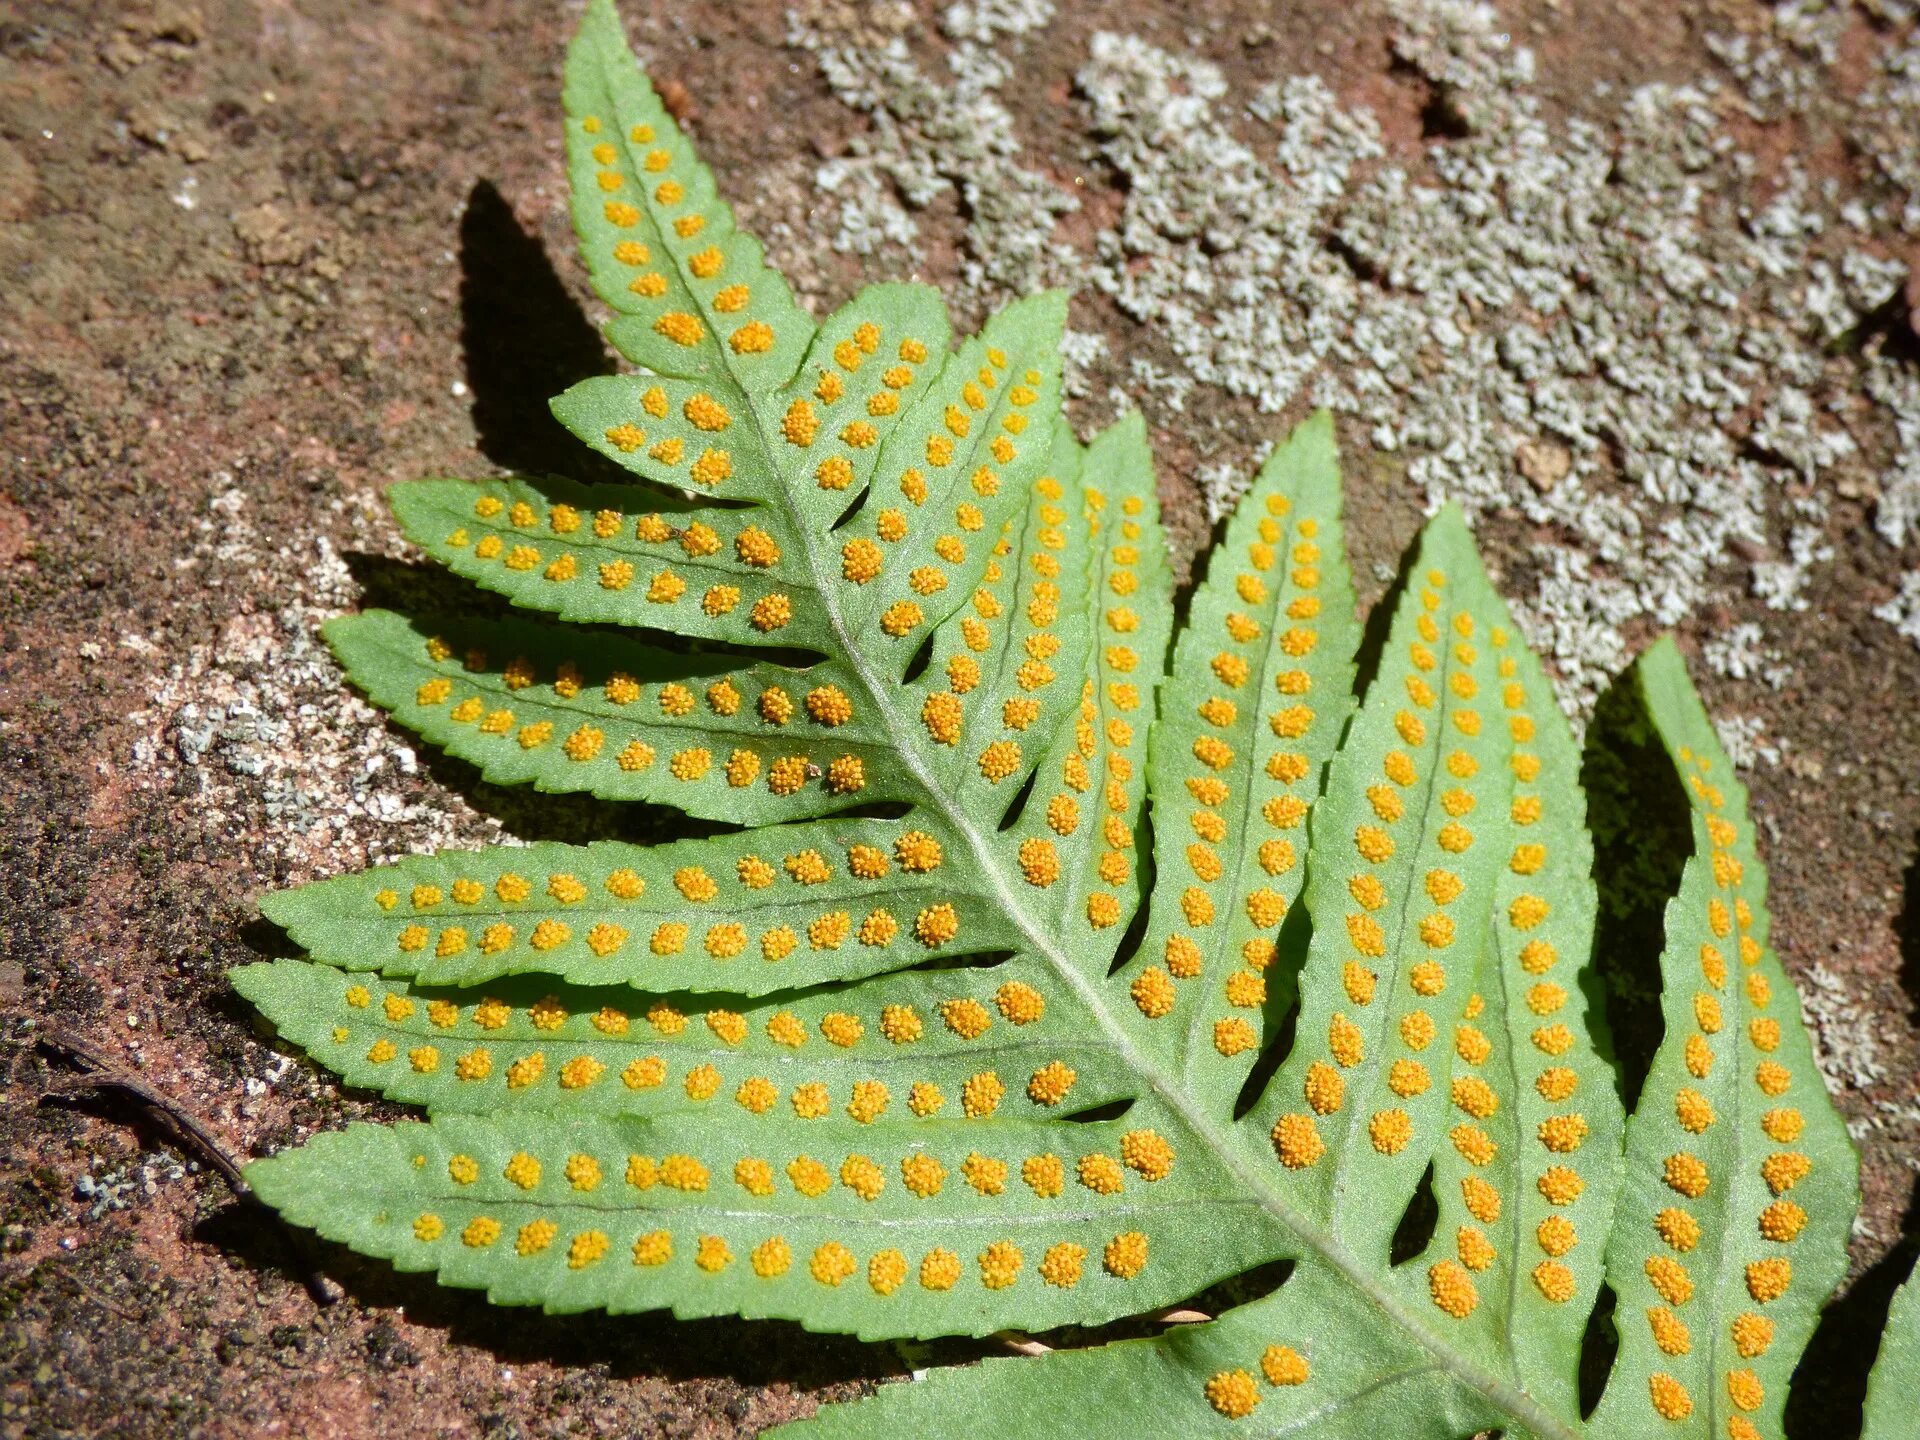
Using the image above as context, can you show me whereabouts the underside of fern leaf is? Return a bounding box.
[235,3,1884,1435]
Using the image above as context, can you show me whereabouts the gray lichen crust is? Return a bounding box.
[787,0,1920,702]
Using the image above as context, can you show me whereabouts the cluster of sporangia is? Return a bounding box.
[233,4,1915,1437]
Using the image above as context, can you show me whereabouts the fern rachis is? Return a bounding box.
[231,4,1911,1437]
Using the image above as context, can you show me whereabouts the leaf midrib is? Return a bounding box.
[1703,829,1756,1440]
[736,381,1583,1440]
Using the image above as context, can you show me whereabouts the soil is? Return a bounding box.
[2,2,1917,1437]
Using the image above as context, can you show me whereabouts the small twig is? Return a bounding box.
[43,1262,144,1325]
[994,1330,1054,1356]
[36,1027,339,1307]
[1146,1306,1212,1326]
[40,1030,250,1192]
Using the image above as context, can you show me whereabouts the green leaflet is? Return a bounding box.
[562,0,814,391]
[1255,510,1566,1256]
[1000,410,1170,970]
[389,472,833,647]
[233,2,1883,1434]
[253,817,1017,994]
[231,952,1143,1122]
[782,1262,1497,1439]
[1124,411,1359,1112]
[1864,1262,1920,1440]
[1592,639,1859,1438]
[247,1103,1284,1343]
[320,609,904,823]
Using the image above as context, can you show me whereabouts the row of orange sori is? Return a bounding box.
[1082,486,1155,927]
[381,901,965,966]
[333,990,1090,1116]
[341,1018,1092,1123]
[368,831,953,924]
[579,109,771,364]
[449,492,787,567]
[415,637,869,733]
[591,100,761,486]
[414,667,877,797]
[1129,491,1321,1053]
[916,468,1075,794]
[1270,575,1494,1177]
[1042,485,1155,933]
[339,980,1058,1048]
[413,1189,1153,1292]
[333,992,1084,1117]
[421,1131,1173,1209]
[1642,754,1807,1433]
[1423,624,1589,1328]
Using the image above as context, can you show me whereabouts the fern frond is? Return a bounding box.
[233,2,1883,1431]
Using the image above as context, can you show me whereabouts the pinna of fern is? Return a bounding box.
[230,3,1908,1437]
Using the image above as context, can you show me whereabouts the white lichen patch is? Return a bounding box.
[787,0,1079,305]
[1703,0,1849,122]
[1800,960,1893,1093]
[1867,361,1920,552]
[1070,2,1917,710]
[1875,571,1920,651]
[126,480,507,880]
[1713,712,1782,771]
[1702,622,1792,689]
[786,0,1920,716]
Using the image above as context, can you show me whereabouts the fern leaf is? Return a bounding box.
[1592,638,1859,1437]
[235,2,1885,1427]
[1864,1261,1920,1440]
